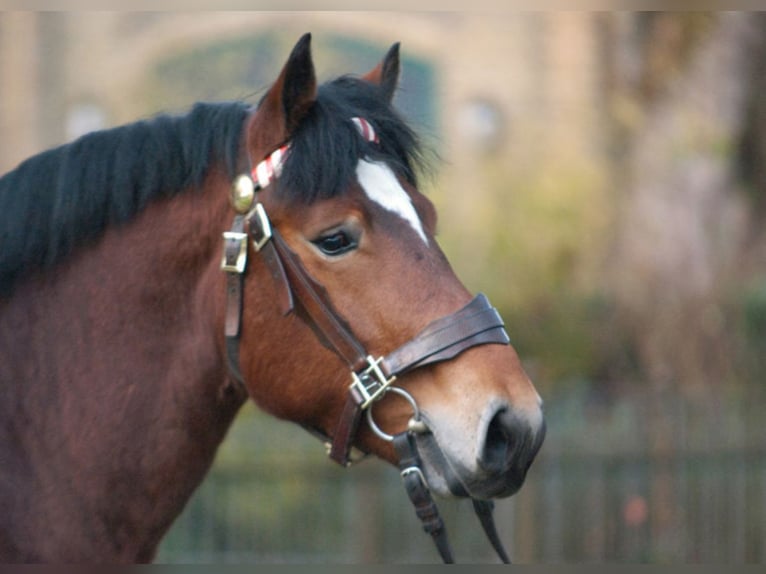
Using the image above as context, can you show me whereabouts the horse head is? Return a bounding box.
[229,34,545,502]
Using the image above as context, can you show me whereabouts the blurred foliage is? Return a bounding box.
[480,155,610,310]
[743,279,766,342]
[432,150,615,393]
[490,12,765,396]
[632,13,716,105]
[739,277,766,376]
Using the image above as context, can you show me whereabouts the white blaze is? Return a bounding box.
[355,159,428,244]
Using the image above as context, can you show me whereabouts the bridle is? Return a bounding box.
[221,117,513,563]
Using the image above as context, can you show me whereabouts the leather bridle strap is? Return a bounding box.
[383,294,509,374]
[329,293,510,466]
[222,214,248,383]
[393,427,511,564]
[473,499,512,564]
[260,229,512,468]
[222,208,293,385]
[270,230,369,372]
[393,431,454,563]
[393,429,512,564]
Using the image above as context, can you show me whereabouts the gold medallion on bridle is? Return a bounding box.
[230,174,255,214]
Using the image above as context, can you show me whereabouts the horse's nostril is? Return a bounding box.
[479,408,514,473]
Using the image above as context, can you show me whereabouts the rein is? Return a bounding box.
[221,117,513,563]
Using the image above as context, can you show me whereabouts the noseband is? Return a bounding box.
[221,118,513,563]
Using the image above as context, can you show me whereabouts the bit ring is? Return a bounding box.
[366,386,427,442]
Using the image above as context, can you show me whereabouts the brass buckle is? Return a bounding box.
[250,203,272,252]
[221,231,248,274]
[350,355,397,409]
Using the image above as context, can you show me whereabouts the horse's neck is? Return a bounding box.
[0,177,246,561]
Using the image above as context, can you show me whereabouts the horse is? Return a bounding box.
[0,34,545,563]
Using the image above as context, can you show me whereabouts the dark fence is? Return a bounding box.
[157,387,766,563]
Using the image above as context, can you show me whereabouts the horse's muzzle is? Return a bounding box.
[417,403,546,500]
[474,407,547,498]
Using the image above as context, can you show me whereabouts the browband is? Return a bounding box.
[250,117,377,190]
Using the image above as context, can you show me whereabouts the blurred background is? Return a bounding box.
[1,11,765,563]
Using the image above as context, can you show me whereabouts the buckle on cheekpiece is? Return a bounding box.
[249,203,273,252]
[221,231,248,274]
[350,355,397,409]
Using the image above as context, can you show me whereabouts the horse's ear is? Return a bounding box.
[362,42,400,103]
[248,33,317,152]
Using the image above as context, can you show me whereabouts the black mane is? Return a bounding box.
[0,75,426,296]
[0,102,250,295]
[276,75,426,203]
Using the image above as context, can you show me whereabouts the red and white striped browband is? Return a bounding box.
[251,117,378,190]
[351,117,379,145]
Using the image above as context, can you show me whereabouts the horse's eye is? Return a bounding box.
[312,230,357,256]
